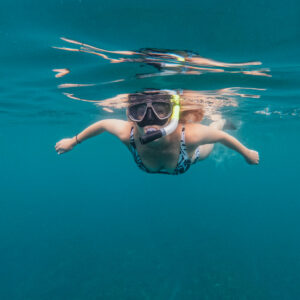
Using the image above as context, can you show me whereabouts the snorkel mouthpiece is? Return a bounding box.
[139,130,163,144]
[139,94,180,145]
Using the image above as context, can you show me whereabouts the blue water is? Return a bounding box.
[1,0,300,299]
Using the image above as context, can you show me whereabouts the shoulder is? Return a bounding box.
[102,119,133,142]
[184,123,228,146]
[183,123,212,146]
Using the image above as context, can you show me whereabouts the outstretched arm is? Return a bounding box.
[189,124,259,164]
[55,119,130,154]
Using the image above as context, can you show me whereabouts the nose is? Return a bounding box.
[145,107,154,119]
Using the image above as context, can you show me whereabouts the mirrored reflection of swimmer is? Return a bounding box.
[55,90,259,175]
[54,38,271,77]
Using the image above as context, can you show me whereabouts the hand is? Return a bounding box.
[55,138,76,155]
[245,149,259,165]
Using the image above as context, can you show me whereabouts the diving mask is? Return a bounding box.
[130,93,181,145]
[128,99,172,127]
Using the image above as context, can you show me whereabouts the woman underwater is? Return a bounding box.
[54,38,271,78]
[55,90,259,175]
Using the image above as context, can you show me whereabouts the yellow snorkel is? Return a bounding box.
[166,53,186,62]
[139,92,181,145]
[177,56,185,62]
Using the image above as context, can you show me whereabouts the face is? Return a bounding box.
[128,100,172,135]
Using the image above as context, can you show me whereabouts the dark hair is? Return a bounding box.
[180,108,204,124]
[139,48,199,58]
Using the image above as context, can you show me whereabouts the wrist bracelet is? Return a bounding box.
[75,135,81,144]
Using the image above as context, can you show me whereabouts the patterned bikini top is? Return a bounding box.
[129,126,200,175]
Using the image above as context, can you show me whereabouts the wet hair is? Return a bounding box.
[139,48,199,58]
[179,108,204,124]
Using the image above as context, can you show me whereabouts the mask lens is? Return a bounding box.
[152,102,172,119]
[128,103,147,121]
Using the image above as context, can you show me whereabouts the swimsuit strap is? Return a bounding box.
[193,147,201,164]
[129,127,135,145]
[179,126,201,165]
[129,127,150,173]
[173,126,192,175]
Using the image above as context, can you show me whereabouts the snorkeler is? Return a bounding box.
[53,38,271,77]
[55,90,259,175]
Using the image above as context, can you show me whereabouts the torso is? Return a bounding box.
[126,124,201,175]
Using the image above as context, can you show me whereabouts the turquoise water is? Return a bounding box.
[1,0,300,299]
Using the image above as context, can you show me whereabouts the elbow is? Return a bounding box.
[216,131,229,144]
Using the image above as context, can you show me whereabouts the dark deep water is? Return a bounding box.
[1,0,300,299]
